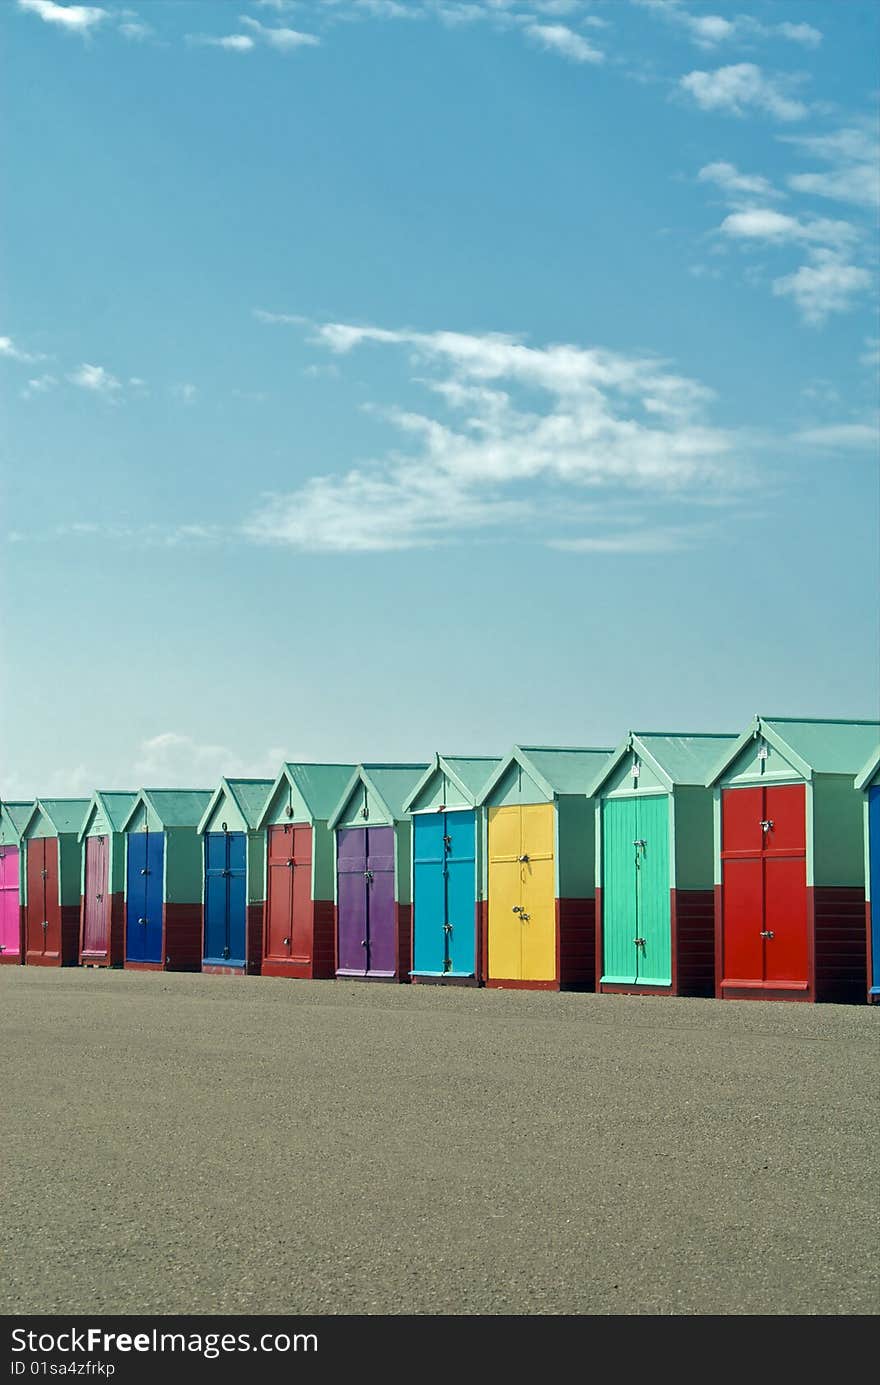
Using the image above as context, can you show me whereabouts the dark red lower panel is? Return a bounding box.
[672,888,716,997]
[80,892,125,967]
[260,899,337,980]
[813,886,867,1004]
[162,903,202,973]
[396,903,412,984]
[246,902,263,976]
[485,979,560,991]
[557,896,595,990]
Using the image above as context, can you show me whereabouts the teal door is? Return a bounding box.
[634,795,671,986]
[601,795,670,986]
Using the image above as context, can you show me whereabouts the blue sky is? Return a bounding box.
[2,0,878,797]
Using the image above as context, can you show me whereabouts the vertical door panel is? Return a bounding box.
[143,832,165,963]
[289,825,313,962]
[445,809,476,977]
[26,839,47,956]
[203,832,228,962]
[488,806,522,980]
[520,803,556,982]
[0,845,20,956]
[266,825,294,960]
[42,840,61,958]
[870,788,880,991]
[413,814,446,974]
[722,787,764,855]
[82,835,109,954]
[601,799,638,984]
[721,857,763,983]
[763,784,806,853]
[635,796,671,986]
[763,856,808,985]
[366,827,396,975]
[336,828,368,973]
[126,833,148,962]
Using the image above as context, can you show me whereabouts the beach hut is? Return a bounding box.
[478,746,613,991]
[855,746,880,1004]
[77,791,137,967]
[20,798,90,966]
[328,763,429,981]
[403,755,500,984]
[589,732,736,996]
[706,717,879,1003]
[196,777,273,975]
[120,789,211,971]
[0,801,32,964]
[255,763,355,980]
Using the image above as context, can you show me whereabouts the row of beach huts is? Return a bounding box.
[1,716,879,1004]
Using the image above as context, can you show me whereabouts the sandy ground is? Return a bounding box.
[1,966,877,1316]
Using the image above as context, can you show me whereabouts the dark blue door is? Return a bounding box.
[204,832,247,966]
[870,787,880,997]
[412,810,476,977]
[126,831,164,963]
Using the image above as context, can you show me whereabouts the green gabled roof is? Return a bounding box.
[0,801,35,842]
[256,763,358,828]
[197,777,274,834]
[855,746,880,792]
[589,732,738,796]
[706,716,880,786]
[23,797,91,838]
[402,754,502,812]
[328,763,430,830]
[479,746,614,804]
[121,788,212,832]
[77,790,138,841]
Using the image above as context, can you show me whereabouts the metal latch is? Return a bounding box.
[443,922,453,933]
[140,867,150,875]
[41,920,48,929]
[759,820,774,833]
[363,870,373,882]
[633,839,647,849]
[512,905,522,914]
[40,868,48,880]
[443,835,452,848]
[633,937,646,947]
[759,929,775,939]
[282,937,290,947]
[518,854,530,863]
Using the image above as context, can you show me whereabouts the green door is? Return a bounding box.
[634,795,671,986]
[601,798,638,984]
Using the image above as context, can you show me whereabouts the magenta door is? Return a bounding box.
[81,835,109,958]
[0,845,20,959]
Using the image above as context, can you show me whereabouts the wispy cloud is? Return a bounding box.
[794,422,878,450]
[67,362,122,395]
[697,160,783,202]
[524,23,604,64]
[781,127,880,209]
[0,334,45,364]
[549,524,706,553]
[17,0,107,32]
[247,316,746,552]
[21,373,58,400]
[680,64,808,121]
[240,15,321,50]
[719,208,858,253]
[133,731,284,786]
[188,33,255,52]
[773,252,873,326]
[634,2,821,51]
[118,17,152,41]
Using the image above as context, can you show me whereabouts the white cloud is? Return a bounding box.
[246,317,744,552]
[189,33,255,51]
[697,161,782,201]
[118,19,151,40]
[680,64,808,121]
[133,732,283,786]
[633,2,821,50]
[775,22,821,49]
[772,251,872,326]
[794,423,878,449]
[524,23,604,63]
[253,307,304,325]
[17,0,107,32]
[67,362,122,394]
[0,334,44,363]
[549,526,702,553]
[21,373,58,400]
[781,127,880,209]
[719,207,858,252]
[240,16,321,49]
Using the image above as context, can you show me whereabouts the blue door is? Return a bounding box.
[870,787,880,997]
[412,810,476,977]
[203,832,247,966]
[126,831,164,964]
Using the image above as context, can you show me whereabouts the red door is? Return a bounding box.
[265,825,313,964]
[26,838,61,961]
[721,784,807,989]
[81,835,109,957]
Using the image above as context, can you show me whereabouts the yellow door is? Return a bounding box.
[520,803,556,981]
[488,806,523,981]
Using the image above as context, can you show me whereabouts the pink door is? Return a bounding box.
[0,845,20,959]
[81,835,109,958]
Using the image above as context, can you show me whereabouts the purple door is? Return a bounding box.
[336,826,397,977]
[82,835,109,957]
[337,828,368,975]
[366,828,396,976]
[0,845,20,959]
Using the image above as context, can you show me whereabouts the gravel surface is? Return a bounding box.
[1,966,877,1316]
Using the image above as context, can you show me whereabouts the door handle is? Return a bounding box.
[140,868,149,876]
[759,929,775,939]
[443,835,452,848]
[759,820,774,833]
[287,860,295,867]
[363,870,373,882]
[518,854,529,863]
[96,893,103,902]
[511,905,522,913]
[520,912,530,922]
[40,868,48,880]
[443,922,453,933]
[633,840,646,850]
[361,939,367,947]
[138,916,146,925]
[221,869,230,877]
[41,920,48,929]
[633,937,646,947]
[282,937,290,947]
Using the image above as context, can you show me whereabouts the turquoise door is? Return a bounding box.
[412,810,477,977]
[870,787,880,998]
[601,798,638,984]
[634,795,671,986]
[445,810,476,977]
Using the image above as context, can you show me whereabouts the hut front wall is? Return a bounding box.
[723,738,802,786]
[312,821,335,901]
[58,835,84,907]
[261,778,313,828]
[166,827,202,904]
[487,761,548,808]
[601,753,666,797]
[202,792,248,835]
[335,781,383,828]
[394,820,412,906]
[812,774,865,887]
[409,769,471,813]
[246,831,265,903]
[556,793,595,898]
[673,787,715,891]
